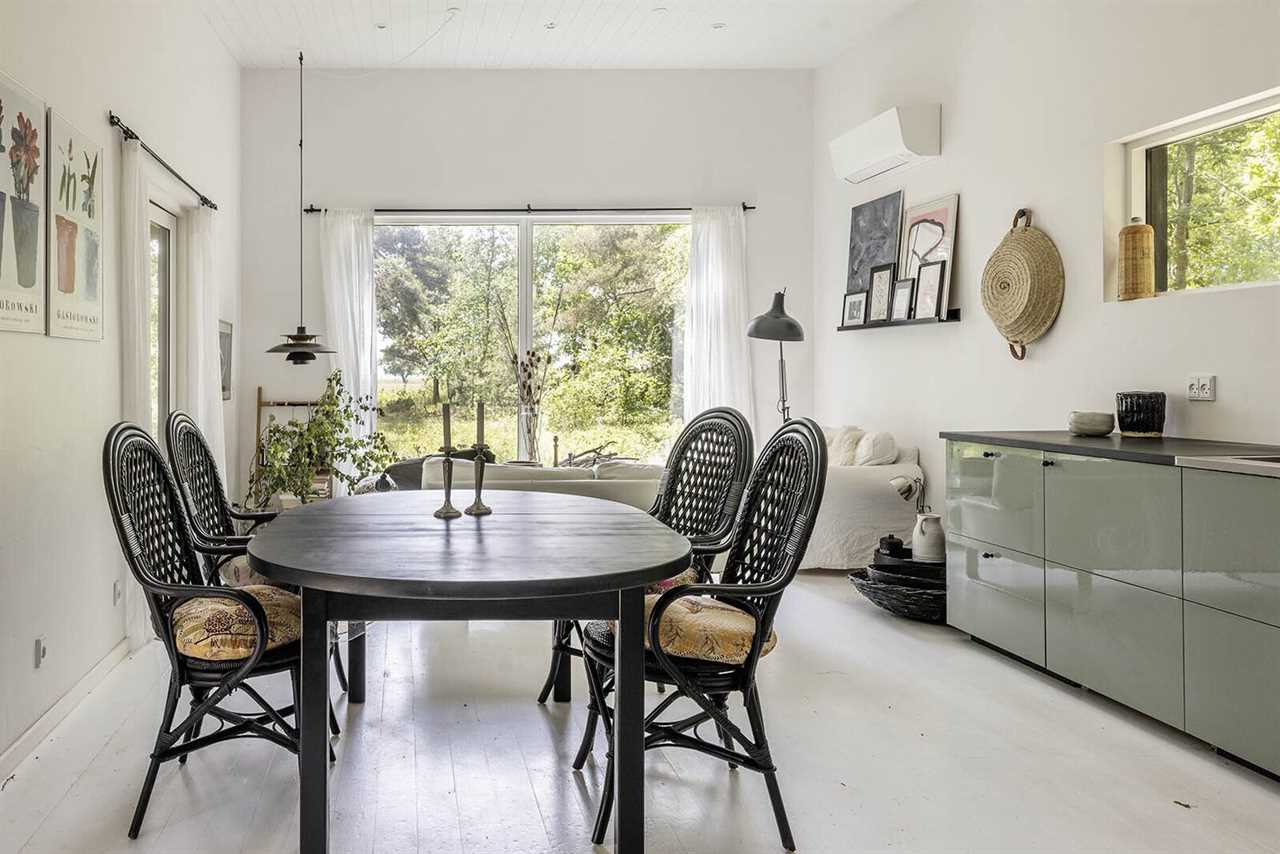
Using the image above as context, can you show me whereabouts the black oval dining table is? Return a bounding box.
[248,489,691,854]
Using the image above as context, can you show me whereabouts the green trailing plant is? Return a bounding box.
[80,150,98,218]
[245,370,395,507]
[8,111,39,201]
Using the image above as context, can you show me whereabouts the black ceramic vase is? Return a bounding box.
[1116,391,1166,437]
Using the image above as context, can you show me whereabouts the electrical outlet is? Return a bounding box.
[113,579,122,607]
[1186,373,1217,401]
[34,636,47,669]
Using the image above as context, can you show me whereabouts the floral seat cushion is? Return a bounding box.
[646,566,700,595]
[609,593,778,665]
[172,585,301,661]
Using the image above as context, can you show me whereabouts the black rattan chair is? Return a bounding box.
[166,410,351,704]
[104,422,309,839]
[536,407,753,718]
[577,417,827,851]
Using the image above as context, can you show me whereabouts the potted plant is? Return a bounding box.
[246,370,395,508]
[8,110,40,289]
[54,135,77,295]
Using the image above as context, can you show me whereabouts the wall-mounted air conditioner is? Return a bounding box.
[829,104,941,184]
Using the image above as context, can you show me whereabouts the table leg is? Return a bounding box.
[348,620,366,704]
[301,589,331,854]
[553,621,573,703]
[613,586,645,852]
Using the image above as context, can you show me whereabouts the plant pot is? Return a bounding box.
[55,215,78,295]
[11,197,40,289]
[80,227,100,301]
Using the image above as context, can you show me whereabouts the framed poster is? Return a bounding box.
[868,263,895,323]
[900,193,958,314]
[845,190,902,298]
[914,259,946,320]
[891,278,916,321]
[0,74,46,333]
[841,291,867,327]
[47,109,103,340]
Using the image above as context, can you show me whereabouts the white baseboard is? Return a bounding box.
[0,640,129,780]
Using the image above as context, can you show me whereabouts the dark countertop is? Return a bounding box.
[938,430,1280,466]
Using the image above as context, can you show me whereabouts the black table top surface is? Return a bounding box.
[248,490,692,599]
[939,429,1280,465]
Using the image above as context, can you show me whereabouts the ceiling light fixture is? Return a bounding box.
[544,21,557,29]
[376,22,388,30]
[268,52,335,366]
[711,21,728,29]
[652,6,669,12]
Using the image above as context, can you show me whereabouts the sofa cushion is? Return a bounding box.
[609,593,777,665]
[594,461,665,481]
[421,458,587,488]
[822,425,866,466]
[172,585,301,661]
[854,430,898,466]
[385,456,428,490]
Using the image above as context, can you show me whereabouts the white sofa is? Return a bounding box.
[798,447,924,571]
[420,458,662,510]
[418,447,921,571]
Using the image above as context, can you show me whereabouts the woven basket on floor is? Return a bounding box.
[981,209,1064,360]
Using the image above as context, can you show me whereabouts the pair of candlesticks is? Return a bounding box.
[434,401,494,519]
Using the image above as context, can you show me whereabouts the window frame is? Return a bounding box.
[372,212,691,459]
[1123,89,1280,296]
[148,202,177,437]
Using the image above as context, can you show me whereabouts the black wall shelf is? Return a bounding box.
[837,307,961,332]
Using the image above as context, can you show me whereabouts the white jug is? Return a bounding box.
[911,513,945,563]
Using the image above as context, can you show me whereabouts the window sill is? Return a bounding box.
[1106,278,1280,304]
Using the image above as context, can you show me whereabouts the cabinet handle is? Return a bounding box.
[980,551,1000,559]
[982,451,1000,459]
[1042,460,1055,467]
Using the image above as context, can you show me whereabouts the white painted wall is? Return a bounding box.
[238,68,814,475]
[812,0,1280,505]
[0,1,240,757]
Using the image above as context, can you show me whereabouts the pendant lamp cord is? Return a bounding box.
[298,50,304,328]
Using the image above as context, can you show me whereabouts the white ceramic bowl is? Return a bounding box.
[1068,411,1114,437]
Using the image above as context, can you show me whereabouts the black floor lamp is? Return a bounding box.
[747,290,804,421]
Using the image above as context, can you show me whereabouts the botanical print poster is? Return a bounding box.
[47,109,103,340]
[0,75,46,333]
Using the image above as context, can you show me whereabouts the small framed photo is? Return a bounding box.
[914,259,946,320]
[867,263,895,323]
[891,278,916,321]
[842,291,868,327]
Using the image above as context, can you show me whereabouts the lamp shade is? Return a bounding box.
[267,325,335,365]
[746,291,804,342]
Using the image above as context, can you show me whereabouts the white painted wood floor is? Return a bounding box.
[4,572,1280,854]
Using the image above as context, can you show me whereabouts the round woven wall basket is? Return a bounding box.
[981,209,1064,360]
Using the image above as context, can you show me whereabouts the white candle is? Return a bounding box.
[442,403,452,448]
[476,401,485,445]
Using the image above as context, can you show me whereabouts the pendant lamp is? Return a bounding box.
[268,52,334,365]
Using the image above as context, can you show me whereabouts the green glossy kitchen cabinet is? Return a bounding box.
[946,532,1045,667]
[1184,601,1280,776]
[1045,563,1184,728]
[1043,453,1182,596]
[945,441,1044,557]
[1183,468,1280,627]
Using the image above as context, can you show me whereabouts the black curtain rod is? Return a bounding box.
[302,202,756,215]
[108,111,218,210]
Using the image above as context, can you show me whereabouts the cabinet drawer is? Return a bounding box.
[945,442,1044,556]
[1185,602,1280,776]
[1184,468,1280,627]
[1044,454,1181,596]
[1045,564,1183,728]
[946,533,1045,667]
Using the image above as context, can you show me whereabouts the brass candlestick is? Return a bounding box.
[465,442,492,516]
[434,445,462,519]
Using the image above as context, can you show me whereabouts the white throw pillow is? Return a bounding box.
[821,425,865,467]
[594,461,665,481]
[853,431,898,466]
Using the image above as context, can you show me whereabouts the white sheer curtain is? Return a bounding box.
[175,206,227,477]
[683,205,756,433]
[320,209,376,491]
[119,138,153,651]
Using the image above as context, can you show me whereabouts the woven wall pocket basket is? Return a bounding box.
[980,208,1065,360]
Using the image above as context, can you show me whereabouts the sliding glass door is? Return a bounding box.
[373,216,689,465]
